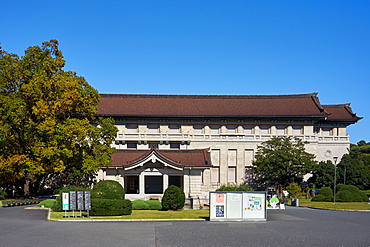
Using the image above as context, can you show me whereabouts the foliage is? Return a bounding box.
[252,137,317,187]
[52,186,90,212]
[318,187,333,197]
[146,200,162,210]
[91,180,125,200]
[308,161,335,189]
[216,184,253,191]
[38,199,57,208]
[132,200,150,210]
[0,188,7,200]
[0,40,117,197]
[336,190,362,202]
[337,185,368,202]
[90,199,132,216]
[286,182,301,198]
[311,194,326,201]
[161,185,185,211]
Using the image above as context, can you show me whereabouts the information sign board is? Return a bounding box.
[84,191,91,211]
[69,191,76,211]
[77,191,84,210]
[62,193,69,211]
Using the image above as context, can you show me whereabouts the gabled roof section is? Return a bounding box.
[109,148,212,170]
[97,93,330,118]
[322,104,362,123]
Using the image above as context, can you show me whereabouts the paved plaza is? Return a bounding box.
[0,205,369,247]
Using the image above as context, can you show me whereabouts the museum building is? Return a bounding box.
[95,93,361,205]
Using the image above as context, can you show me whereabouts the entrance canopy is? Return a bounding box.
[106,147,212,170]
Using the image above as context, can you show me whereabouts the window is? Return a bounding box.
[260,125,270,134]
[243,125,253,134]
[226,125,237,133]
[292,126,303,135]
[127,142,137,149]
[193,125,203,134]
[170,142,180,149]
[126,123,138,133]
[147,124,159,133]
[169,124,180,133]
[210,125,220,134]
[276,126,286,135]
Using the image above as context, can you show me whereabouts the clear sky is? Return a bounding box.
[2,0,369,144]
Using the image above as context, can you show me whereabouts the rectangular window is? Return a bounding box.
[210,125,220,134]
[211,168,219,183]
[170,142,180,149]
[169,176,182,188]
[293,126,303,135]
[211,149,220,166]
[169,124,180,133]
[148,142,159,149]
[126,123,138,133]
[226,125,237,133]
[228,168,236,183]
[260,125,270,134]
[127,142,137,149]
[193,125,203,134]
[243,125,253,134]
[276,126,286,135]
[147,124,159,133]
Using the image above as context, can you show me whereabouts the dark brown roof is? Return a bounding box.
[322,104,362,122]
[110,148,212,168]
[97,93,330,118]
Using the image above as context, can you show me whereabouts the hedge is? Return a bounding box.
[91,180,125,200]
[132,200,149,210]
[90,199,132,216]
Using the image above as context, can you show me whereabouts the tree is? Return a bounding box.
[0,40,117,197]
[252,136,317,188]
[308,161,335,189]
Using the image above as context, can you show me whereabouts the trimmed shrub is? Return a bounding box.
[324,196,334,202]
[146,200,162,210]
[216,184,253,191]
[336,190,362,202]
[90,199,132,216]
[339,185,360,194]
[318,187,333,197]
[0,189,7,200]
[38,199,57,208]
[311,194,326,201]
[52,186,90,212]
[162,185,185,211]
[91,180,125,200]
[132,200,149,210]
[336,184,345,192]
[359,192,368,202]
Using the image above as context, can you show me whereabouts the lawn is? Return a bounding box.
[50,209,209,220]
[298,198,370,211]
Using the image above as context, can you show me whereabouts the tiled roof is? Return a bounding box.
[322,104,362,122]
[97,93,330,118]
[110,148,212,168]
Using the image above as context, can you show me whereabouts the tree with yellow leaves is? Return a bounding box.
[0,40,117,197]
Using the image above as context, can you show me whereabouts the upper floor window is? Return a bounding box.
[169,124,180,133]
[126,123,138,133]
[226,125,237,133]
[210,125,220,134]
[260,125,270,135]
[170,142,180,149]
[292,126,303,135]
[193,125,203,134]
[243,125,253,134]
[148,142,159,149]
[127,142,137,149]
[276,126,286,135]
[147,124,159,133]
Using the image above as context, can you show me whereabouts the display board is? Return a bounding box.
[210,191,267,221]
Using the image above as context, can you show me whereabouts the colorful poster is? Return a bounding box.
[216,193,225,203]
[216,205,225,217]
[243,193,265,219]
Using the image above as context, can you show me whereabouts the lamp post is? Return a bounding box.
[333,156,338,204]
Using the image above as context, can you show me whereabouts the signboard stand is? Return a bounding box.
[62,193,69,218]
[61,191,91,218]
[209,191,267,221]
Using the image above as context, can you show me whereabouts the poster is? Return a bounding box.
[216,193,225,203]
[216,205,225,217]
[243,193,265,219]
[62,193,69,211]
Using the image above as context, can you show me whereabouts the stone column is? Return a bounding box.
[139,173,145,195]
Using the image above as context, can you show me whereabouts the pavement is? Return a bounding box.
[0,205,369,246]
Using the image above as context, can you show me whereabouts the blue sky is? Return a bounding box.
[2,0,369,144]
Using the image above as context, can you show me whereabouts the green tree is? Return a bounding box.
[308,161,335,189]
[0,40,117,197]
[252,136,317,188]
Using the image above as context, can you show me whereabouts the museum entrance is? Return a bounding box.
[145,176,163,194]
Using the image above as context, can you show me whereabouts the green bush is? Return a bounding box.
[132,200,150,210]
[38,199,57,208]
[90,199,132,216]
[0,189,7,200]
[216,184,253,191]
[324,196,334,202]
[318,187,333,197]
[336,190,362,202]
[162,185,185,211]
[91,180,125,200]
[52,186,90,212]
[336,184,345,192]
[311,194,326,201]
[146,200,162,210]
[337,185,368,202]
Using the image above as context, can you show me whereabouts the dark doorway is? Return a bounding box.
[126,176,139,194]
[145,176,163,194]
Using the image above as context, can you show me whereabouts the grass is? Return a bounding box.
[50,209,210,220]
[298,198,370,210]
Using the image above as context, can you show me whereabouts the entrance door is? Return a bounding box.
[126,176,139,194]
[145,176,163,194]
